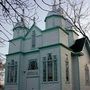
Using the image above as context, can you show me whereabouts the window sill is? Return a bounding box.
[6,83,17,85]
[42,81,59,84]
[65,81,70,84]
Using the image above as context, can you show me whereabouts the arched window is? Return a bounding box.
[85,64,90,85]
[7,60,17,84]
[43,53,57,82]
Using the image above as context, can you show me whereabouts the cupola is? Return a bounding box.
[45,0,65,29]
[13,17,28,38]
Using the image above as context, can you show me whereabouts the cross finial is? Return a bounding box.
[33,17,36,24]
[21,9,25,25]
[52,0,56,11]
[54,0,56,5]
[22,9,25,16]
[59,0,61,7]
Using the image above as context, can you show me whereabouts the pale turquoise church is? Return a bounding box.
[5,2,90,90]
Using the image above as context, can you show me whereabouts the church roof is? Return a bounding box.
[70,37,90,57]
[24,23,42,38]
[70,38,85,52]
[45,6,65,22]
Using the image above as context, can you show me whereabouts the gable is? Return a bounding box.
[70,38,85,52]
[25,24,42,39]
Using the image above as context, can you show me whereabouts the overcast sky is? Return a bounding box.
[0,0,90,60]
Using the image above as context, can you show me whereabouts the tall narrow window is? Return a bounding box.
[7,60,17,84]
[48,53,53,81]
[32,30,36,48]
[43,53,57,82]
[85,64,90,85]
[15,61,17,82]
[65,54,70,83]
[53,55,57,81]
[43,57,46,82]
[10,60,14,83]
[7,63,10,83]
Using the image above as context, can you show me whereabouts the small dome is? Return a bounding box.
[14,17,28,29]
[14,21,25,28]
[47,11,59,17]
[46,6,64,18]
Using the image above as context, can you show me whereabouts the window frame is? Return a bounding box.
[7,60,18,84]
[42,53,58,82]
[28,59,38,70]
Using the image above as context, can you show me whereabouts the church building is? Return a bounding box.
[5,1,90,90]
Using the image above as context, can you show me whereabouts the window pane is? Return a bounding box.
[43,55,58,82]
[66,61,69,82]
[11,60,14,65]
[31,61,36,69]
[54,60,57,81]
[15,64,17,83]
[48,53,52,60]
[53,55,57,60]
[28,60,38,70]
[7,66,10,83]
[10,66,14,83]
[7,61,17,84]
[48,61,53,81]
[43,62,46,81]
[28,61,31,70]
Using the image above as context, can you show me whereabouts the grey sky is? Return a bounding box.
[0,0,90,59]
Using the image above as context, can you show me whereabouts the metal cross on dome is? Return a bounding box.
[53,0,61,5]
[52,0,62,10]
[21,9,25,24]
[52,0,57,11]
[53,0,56,5]
[59,0,62,7]
[33,17,36,24]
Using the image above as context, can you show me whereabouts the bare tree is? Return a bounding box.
[0,0,38,44]
[62,0,90,56]
[0,0,39,59]
[63,0,90,39]
[0,0,90,58]
[33,0,90,47]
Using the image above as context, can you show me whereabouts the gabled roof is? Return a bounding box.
[24,23,42,38]
[70,38,85,52]
[70,37,90,57]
